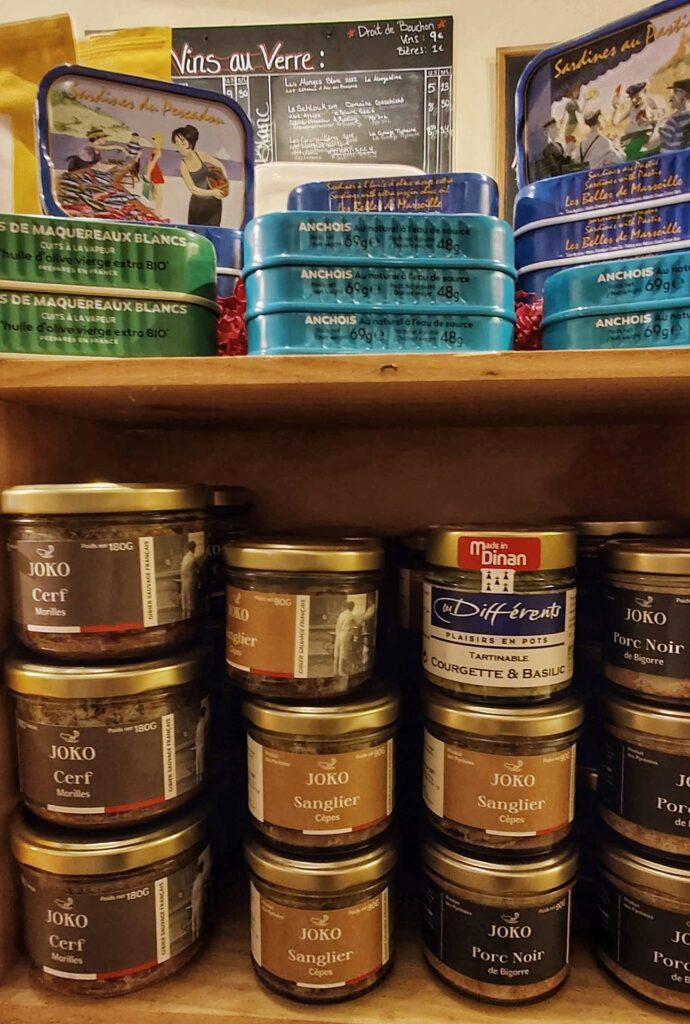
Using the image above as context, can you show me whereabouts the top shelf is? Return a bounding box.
[1,350,690,428]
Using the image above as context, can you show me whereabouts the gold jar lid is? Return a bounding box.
[1,482,209,516]
[423,688,583,738]
[426,526,575,572]
[574,518,688,539]
[211,486,254,509]
[12,804,207,876]
[604,691,690,741]
[603,539,690,575]
[6,649,205,699]
[422,836,577,896]
[245,836,396,893]
[601,838,690,902]
[224,536,384,572]
[243,686,399,737]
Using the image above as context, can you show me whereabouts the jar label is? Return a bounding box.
[16,697,209,817]
[226,587,377,680]
[247,735,394,835]
[605,588,690,679]
[600,731,690,839]
[422,876,571,987]
[9,532,205,633]
[598,876,690,994]
[399,567,424,633]
[423,583,575,689]
[423,732,576,837]
[21,846,211,980]
[250,883,390,989]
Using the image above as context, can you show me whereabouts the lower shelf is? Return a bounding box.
[0,892,673,1024]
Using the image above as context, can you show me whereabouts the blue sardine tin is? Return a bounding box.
[244,263,515,314]
[288,174,499,216]
[247,308,515,355]
[244,213,514,270]
[542,301,690,349]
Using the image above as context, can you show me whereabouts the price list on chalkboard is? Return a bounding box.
[172,18,453,172]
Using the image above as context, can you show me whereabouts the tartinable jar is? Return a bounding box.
[599,693,690,857]
[422,837,577,1004]
[207,486,256,628]
[245,835,396,1002]
[423,689,582,852]
[603,540,690,702]
[224,537,383,699]
[12,805,211,997]
[243,687,398,850]
[2,483,209,661]
[6,650,210,828]
[424,526,576,701]
[598,838,690,1011]
[398,531,428,634]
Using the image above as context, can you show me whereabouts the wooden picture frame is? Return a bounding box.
[495,45,547,221]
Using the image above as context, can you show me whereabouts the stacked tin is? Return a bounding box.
[242,172,516,355]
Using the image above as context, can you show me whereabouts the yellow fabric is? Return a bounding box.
[0,15,76,214]
[77,28,172,83]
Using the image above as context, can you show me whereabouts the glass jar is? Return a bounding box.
[243,686,398,850]
[598,837,690,1011]
[245,835,396,1003]
[6,650,210,829]
[398,531,427,635]
[422,836,577,1004]
[423,689,582,853]
[224,537,383,699]
[423,526,576,702]
[206,486,256,632]
[599,692,690,857]
[12,804,211,997]
[2,483,209,661]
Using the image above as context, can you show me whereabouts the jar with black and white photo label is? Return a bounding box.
[598,837,690,1011]
[206,486,256,632]
[604,539,690,702]
[12,804,212,997]
[423,527,576,702]
[422,837,576,1004]
[245,835,396,1002]
[224,537,383,699]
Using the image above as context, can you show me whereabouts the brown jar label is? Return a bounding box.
[21,846,211,981]
[423,731,576,837]
[247,736,394,835]
[226,586,377,680]
[250,883,390,990]
[9,532,205,633]
[16,697,209,817]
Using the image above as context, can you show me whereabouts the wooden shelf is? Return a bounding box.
[1,350,690,427]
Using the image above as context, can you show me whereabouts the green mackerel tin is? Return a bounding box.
[0,215,216,300]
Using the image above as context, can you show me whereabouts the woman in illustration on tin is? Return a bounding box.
[172,124,228,226]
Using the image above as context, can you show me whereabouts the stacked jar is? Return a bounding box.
[597,536,690,1012]
[1,483,214,997]
[223,537,398,1003]
[420,526,582,1005]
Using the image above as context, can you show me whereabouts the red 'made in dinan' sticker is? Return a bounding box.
[457,536,543,571]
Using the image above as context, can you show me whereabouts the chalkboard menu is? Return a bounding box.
[171,18,453,172]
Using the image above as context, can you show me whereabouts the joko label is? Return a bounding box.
[605,588,690,679]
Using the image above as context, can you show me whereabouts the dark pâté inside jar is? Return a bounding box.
[423,526,576,701]
[224,537,383,699]
[245,835,396,1003]
[603,539,690,703]
[243,686,399,850]
[423,688,582,853]
[6,649,210,829]
[422,836,577,1004]
[2,482,209,661]
[12,804,212,997]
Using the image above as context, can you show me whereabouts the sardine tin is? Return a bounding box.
[542,300,690,350]
[288,174,499,216]
[243,212,514,271]
[184,225,242,298]
[244,263,515,314]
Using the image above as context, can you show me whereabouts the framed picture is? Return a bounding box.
[495,45,547,221]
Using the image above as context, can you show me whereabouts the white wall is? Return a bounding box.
[17,0,646,177]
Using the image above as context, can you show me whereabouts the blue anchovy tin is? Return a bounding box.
[244,263,515,314]
[246,308,515,355]
[288,174,499,216]
[542,300,690,349]
[544,251,690,317]
[243,213,514,271]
